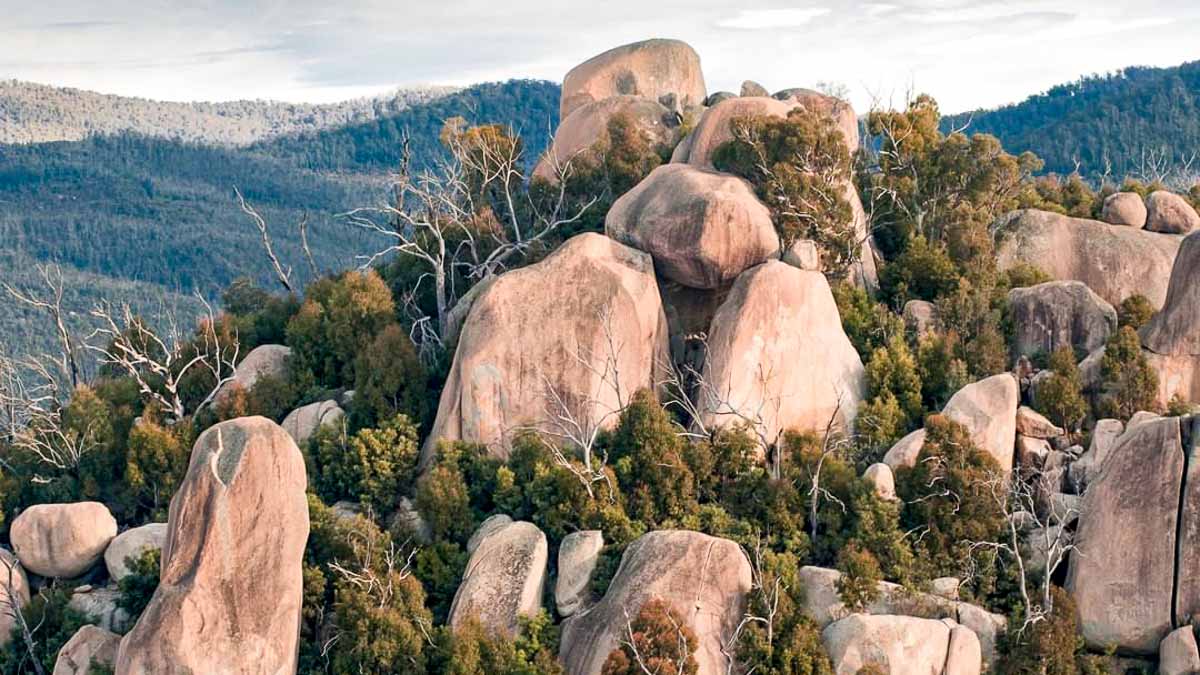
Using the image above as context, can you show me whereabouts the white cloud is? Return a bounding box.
[715,8,832,30]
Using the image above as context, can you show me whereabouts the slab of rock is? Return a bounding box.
[1008,281,1117,357]
[560,39,706,119]
[280,399,344,447]
[69,585,130,634]
[943,374,1019,472]
[115,416,309,674]
[1142,230,1200,357]
[53,625,120,675]
[556,530,603,618]
[560,530,751,675]
[903,300,939,338]
[426,233,669,462]
[1066,416,1185,653]
[882,428,928,470]
[821,614,954,675]
[391,497,431,544]
[931,577,961,600]
[0,548,30,649]
[996,209,1183,308]
[772,88,861,151]
[1147,351,1200,410]
[1172,417,1200,631]
[215,344,290,404]
[782,239,821,271]
[955,602,1007,669]
[697,261,865,445]
[1016,406,1065,440]
[1016,435,1051,469]
[534,96,679,183]
[863,463,897,501]
[946,623,983,675]
[11,502,116,578]
[104,522,167,582]
[740,80,770,97]
[449,519,547,637]
[1101,192,1147,228]
[466,513,513,555]
[1146,191,1200,235]
[1160,626,1200,675]
[605,163,779,289]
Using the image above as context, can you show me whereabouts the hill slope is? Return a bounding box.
[943,60,1200,178]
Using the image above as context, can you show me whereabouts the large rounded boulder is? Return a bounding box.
[1101,191,1147,228]
[10,502,117,578]
[534,95,680,183]
[425,233,669,461]
[280,399,344,447]
[449,519,548,637]
[560,530,751,675]
[214,344,291,405]
[674,96,797,168]
[822,614,976,675]
[560,39,706,119]
[1008,280,1117,357]
[884,375,1018,472]
[697,261,865,444]
[115,416,309,674]
[1146,190,1200,235]
[996,209,1184,308]
[104,522,167,582]
[773,87,860,150]
[605,163,779,289]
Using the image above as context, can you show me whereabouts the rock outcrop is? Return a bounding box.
[560,530,751,675]
[426,233,669,462]
[534,96,680,183]
[556,530,603,618]
[1015,406,1065,440]
[1140,230,1200,407]
[560,39,706,119]
[69,585,130,633]
[884,375,1018,472]
[673,96,796,168]
[215,344,291,403]
[104,523,167,582]
[822,614,977,675]
[449,519,547,637]
[280,399,344,447]
[53,625,120,675]
[1007,281,1117,357]
[1101,192,1147,228]
[115,416,309,674]
[1146,191,1200,235]
[1161,626,1200,675]
[864,463,897,501]
[10,502,117,578]
[996,209,1184,308]
[698,261,865,444]
[606,163,779,289]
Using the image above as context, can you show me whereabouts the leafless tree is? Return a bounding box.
[0,554,42,675]
[86,294,239,422]
[720,537,784,675]
[2,265,85,389]
[1132,147,1199,190]
[234,186,297,293]
[340,122,597,352]
[0,352,94,480]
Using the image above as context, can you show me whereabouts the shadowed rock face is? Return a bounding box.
[560,39,706,120]
[534,96,679,184]
[449,519,547,638]
[425,233,669,463]
[560,530,751,675]
[1066,415,1200,654]
[115,416,309,675]
[1140,230,1200,407]
[996,209,1184,308]
[1008,281,1117,357]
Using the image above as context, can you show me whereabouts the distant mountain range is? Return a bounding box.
[943,60,1200,178]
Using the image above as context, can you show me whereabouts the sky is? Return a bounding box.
[3,0,1199,113]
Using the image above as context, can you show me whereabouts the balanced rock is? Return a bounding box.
[560,39,706,119]
[1160,626,1200,675]
[821,614,956,675]
[782,239,821,271]
[560,530,751,675]
[115,416,309,674]
[697,261,865,445]
[996,209,1183,308]
[11,502,116,578]
[281,399,344,447]
[1146,190,1200,235]
[104,522,167,582]
[1007,281,1117,357]
[426,233,669,461]
[674,96,797,167]
[556,530,603,617]
[1101,191,1147,228]
[215,344,291,404]
[53,625,120,675]
[606,163,779,289]
[0,549,30,649]
[1015,406,1065,440]
[449,519,547,637]
[534,96,680,183]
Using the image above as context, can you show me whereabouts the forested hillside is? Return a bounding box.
[943,60,1200,177]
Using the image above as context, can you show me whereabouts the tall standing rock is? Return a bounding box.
[698,261,865,445]
[1141,230,1200,407]
[560,530,751,675]
[605,163,779,289]
[449,519,548,637]
[1007,281,1117,357]
[560,39,706,120]
[425,233,669,463]
[533,96,680,183]
[115,416,309,674]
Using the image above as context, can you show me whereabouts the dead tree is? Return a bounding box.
[2,265,84,389]
[0,352,92,480]
[234,186,318,293]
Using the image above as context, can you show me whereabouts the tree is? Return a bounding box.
[311,414,420,515]
[352,324,429,430]
[836,542,883,612]
[1098,326,1159,419]
[1117,294,1156,330]
[735,546,834,675]
[863,334,924,431]
[123,415,190,518]
[602,599,699,675]
[608,390,697,527]
[1033,347,1088,434]
[847,490,915,584]
[286,269,396,389]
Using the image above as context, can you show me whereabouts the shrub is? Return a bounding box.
[0,587,91,675]
[998,586,1080,675]
[848,490,915,584]
[117,548,161,619]
[879,235,960,305]
[864,334,924,430]
[1098,326,1159,419]
[414,453,476,543]
[433,611,564,674]
[1034,347,1089,433]
[736,550,834,675]
[1117,294,1155,329]
[601,599,699,675]
[351,324,430,431]
[286,269,397,388]
[832,283,905,359]
[836,542,883,612]
[311,414,420,515]
[608,390,697,526]
[917,334,970,409]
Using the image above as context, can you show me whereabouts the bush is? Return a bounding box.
[0,587,92,675]
[848,490,915,584]
[351,324,430,431]
[602,599,699,675]
[432,611,564,674]
[311,414,420,515]
[608,390,697,526]
[736,550,834,675]
[836,542,883,611]
[414,450,477,543]
[1117,294,1155,329]
[1034,347,1089,433]
[117,547,161,619]
[864,334,924,430]
[880,235,960,305]
[1098,326,1159,419]
[286,269,397,388]
[998,586,1080,675]
[917,334,970,409]
[832,283,905,359]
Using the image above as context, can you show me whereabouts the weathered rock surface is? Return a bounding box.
[996,209,1183,308]
[104,522,167,582]
[1068,418,1124,490]
[884,375,1017,471]
[1101,192,1147,228]
[534,96,680,183]
[449,519,547,637]
[864,463,897,501]
[698,261,865,443]
[115,416,309,674]
[821,614,955,675]
[605,163,779,289]
[740,80,770,97]
[1160,626,1200,675]
[882,428,927,470]
[903,300,939,338]
[1142,230,1200,357]
[1146,190,1200,235]
[556,530,603,618]
[11,502,117,578]
[426,233,669,461]
[560,39,706,119]
[0,548,30,649]
[773,87,860,151]
[1007,281,1117,357]
[53,625,120,675]
[69,585,130,633]
[1016,406,1065,440]
[675,96,797,167]
[216,344,291,403]
[782,239,821,270]
[946,624,983,675]
[280,399,344,447]
[466,513,513,555]
[560,530,751,675]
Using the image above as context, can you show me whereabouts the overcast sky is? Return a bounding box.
[3,0,1199,113]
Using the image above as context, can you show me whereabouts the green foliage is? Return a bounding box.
[864,334,924,430]
[311,414,420,515]
[998,587,1081,675]
[0,587,92,675]
[836,542,883,612]
[1034,347,1089,433]
[116,547,162,619]
[220,278,301,351]
[847,491,915,584]
[1098,326,1160,419]
[880,235,961,305]
[1117,294,1156,330]
[608,390,697,527]
[351,324,430,431]
[831,283,905,359]
[714,108,856,277]
[934,278,1011,380]
[736,550,834,675]
[1019,173,1098,217]
[601,599,699,675]
[432,611,564,675]
[917,334,971,409]
[414,443,484,544]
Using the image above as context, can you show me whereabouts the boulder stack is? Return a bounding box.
[1101,191,1147,228]
[534,96,680,183]
[1146,190,1200,235]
